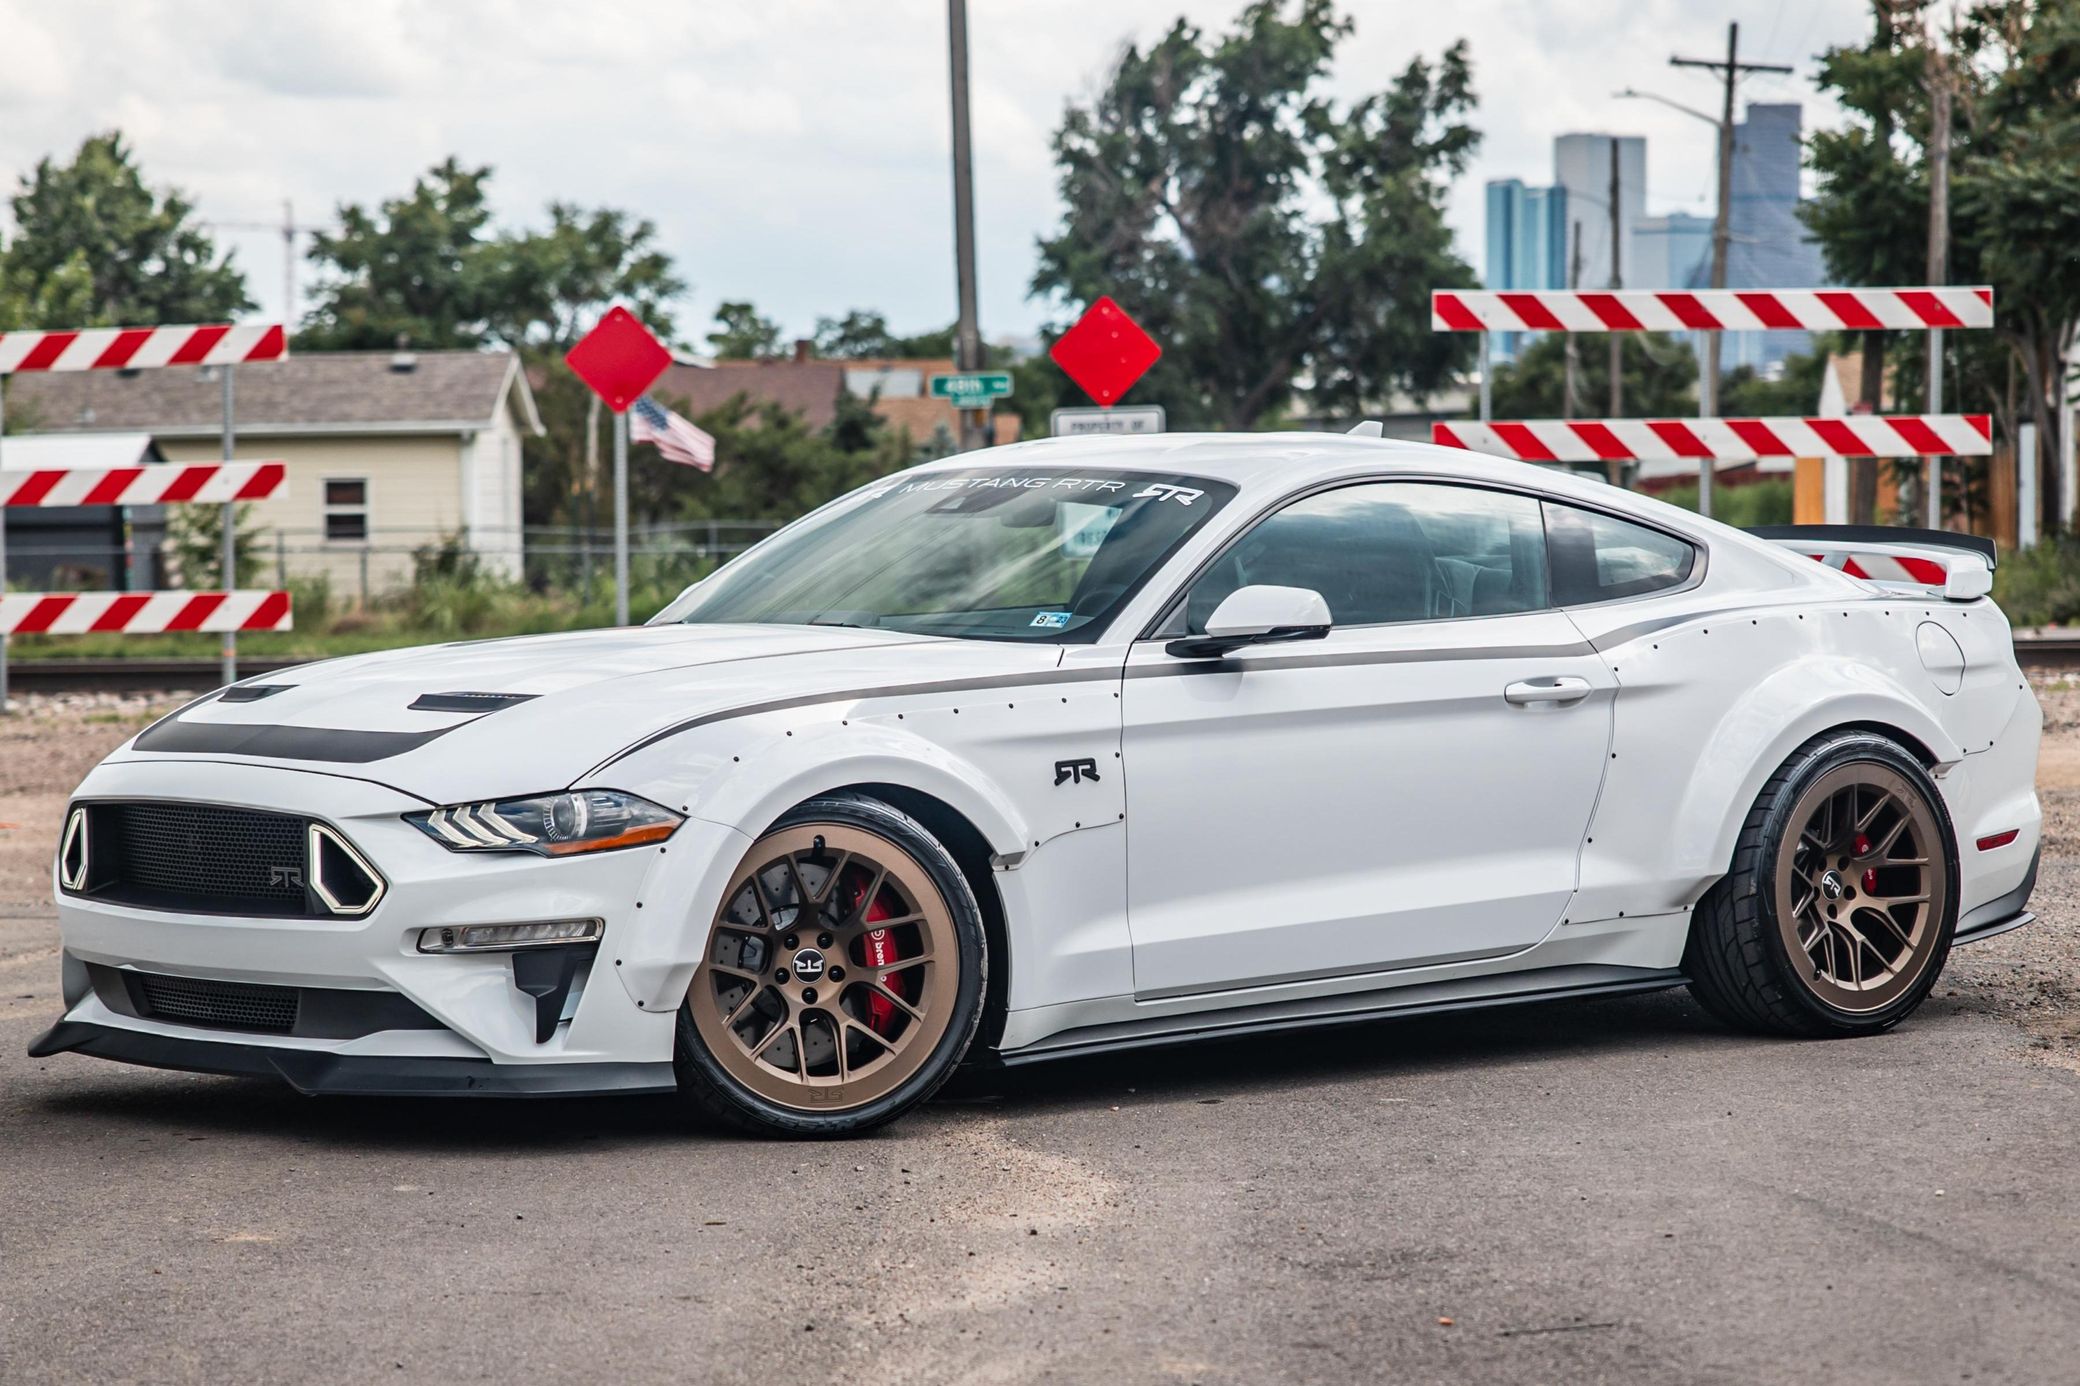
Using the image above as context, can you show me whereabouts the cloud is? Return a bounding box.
[0,0,1869,338]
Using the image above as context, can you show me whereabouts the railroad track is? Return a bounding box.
[8,638,2080,694]
[3,658,305,694]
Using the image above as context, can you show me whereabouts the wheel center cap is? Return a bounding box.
[1819,871,1846,901]
[791,948,827,983]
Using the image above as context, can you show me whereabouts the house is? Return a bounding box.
[654,342,1016,450]
[0,433,169,591]
[7,350,543,595]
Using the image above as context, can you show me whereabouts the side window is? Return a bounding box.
[324,479,369,542]
[1186,483,1549,633]
[1543,502,1696,604]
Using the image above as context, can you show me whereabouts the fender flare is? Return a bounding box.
[1672,657,1963,888]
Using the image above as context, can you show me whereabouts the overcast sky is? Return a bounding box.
[0,0,1869,347]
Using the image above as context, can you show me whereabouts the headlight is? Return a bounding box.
[407,790,682,856]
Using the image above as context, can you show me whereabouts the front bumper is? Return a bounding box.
[37,756,753,1091]
[27,1019,674,1097]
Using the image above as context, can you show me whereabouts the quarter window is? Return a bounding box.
[324,478,369,542]
[1185,482,1550,632]
[1543,502,1695,604]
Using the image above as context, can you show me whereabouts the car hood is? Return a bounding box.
[118,622,1067,802]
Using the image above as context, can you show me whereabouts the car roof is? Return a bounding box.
[907,431,1650,510]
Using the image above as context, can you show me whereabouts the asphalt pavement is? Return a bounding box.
[3,874,2079,1386]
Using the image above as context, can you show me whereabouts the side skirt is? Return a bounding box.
[988,966,1685,1069]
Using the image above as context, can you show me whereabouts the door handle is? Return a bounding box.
[1503,676,1593,707]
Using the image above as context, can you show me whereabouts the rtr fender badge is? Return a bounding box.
[1054,758,1101,786]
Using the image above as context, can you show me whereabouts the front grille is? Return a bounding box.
[135,973,300,1034]
[92,802,314,915]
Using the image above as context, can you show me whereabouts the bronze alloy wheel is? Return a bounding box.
[1774,761,1950,1015]
[690,822,959,1113]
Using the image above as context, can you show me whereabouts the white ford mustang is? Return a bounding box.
[32,433,2041,1136]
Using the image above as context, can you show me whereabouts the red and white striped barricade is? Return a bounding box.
[0,323,288,374]
[0,460,286,508]
[0,322,289,705]
[0,590,293,636]
[1434,414,1994,464]
[0,458,292,698]
[1428,287,1995,525]
[1429,287,1994,334]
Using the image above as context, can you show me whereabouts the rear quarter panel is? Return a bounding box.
[1559,541,2034,925]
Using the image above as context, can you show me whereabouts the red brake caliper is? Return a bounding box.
[857,875,909,1035]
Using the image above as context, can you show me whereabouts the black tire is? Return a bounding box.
[1685,730,1959,1037]
[673,793,988,1138]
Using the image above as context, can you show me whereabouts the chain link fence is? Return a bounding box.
[4,520,785,606]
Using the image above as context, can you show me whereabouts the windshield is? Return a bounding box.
[653,468,1236,642]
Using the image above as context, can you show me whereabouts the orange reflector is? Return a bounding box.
[1976,829,2020,851]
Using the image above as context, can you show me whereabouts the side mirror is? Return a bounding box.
[1166,585,1333,659]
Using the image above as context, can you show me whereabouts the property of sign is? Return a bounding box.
[929,371,1014,404]
[1048,296,1161,406]
[1050,405,1167,437]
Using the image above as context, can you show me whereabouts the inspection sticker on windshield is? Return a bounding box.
[1030,611,1073,629]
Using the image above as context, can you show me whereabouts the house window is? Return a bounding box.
[324,479,369,542]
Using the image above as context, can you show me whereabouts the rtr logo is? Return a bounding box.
[1053,757,1101,786]
[268,865,305,887]
[1131,483,1204,506]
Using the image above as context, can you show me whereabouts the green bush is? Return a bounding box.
[1993,540,2080,628]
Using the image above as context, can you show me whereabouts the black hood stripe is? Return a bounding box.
[132,716,464,763]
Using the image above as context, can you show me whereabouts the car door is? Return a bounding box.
[1120,480,1615,998]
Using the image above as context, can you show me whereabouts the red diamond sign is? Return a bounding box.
[565,306,671,413]
[1049,296,1161,407]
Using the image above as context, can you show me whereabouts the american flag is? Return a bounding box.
[629,395,716,471]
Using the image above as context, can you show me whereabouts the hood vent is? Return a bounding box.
[221,684,294,704]
[409,691,538,713]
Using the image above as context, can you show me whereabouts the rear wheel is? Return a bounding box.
[1686,731,1957,1037]
[674,794,986,1137]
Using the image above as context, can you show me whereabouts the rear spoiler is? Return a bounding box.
[1745,525,1996,601]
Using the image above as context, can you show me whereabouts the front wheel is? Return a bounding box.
[1686,731,1958,1037]
[674,794,987,1137]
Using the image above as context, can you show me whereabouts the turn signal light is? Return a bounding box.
[417,919,604,954]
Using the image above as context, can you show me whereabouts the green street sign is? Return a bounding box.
[930,371,1014,403]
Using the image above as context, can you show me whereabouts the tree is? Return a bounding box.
[1955,0,2080,535]
[300,158,501,349]
[813,309,957,360]
[1807,0,2080,534]
[1031,1,1479,430]
[494,203,684,351]
[1484,334,1698,420]
[1721,349,1830,416]
[1805,3,1926,523]
[707,301,785,359]
[0,131,251,329]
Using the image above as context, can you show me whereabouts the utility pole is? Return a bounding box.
[1924,37,1954,529]
[946,0,989,453]
[1672,23,1792,518]
[1607,138,1625,424]
[1564,220,1583,420]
